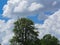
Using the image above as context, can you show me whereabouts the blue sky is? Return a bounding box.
[0,0,7,14]
[27,15,44,24]
[0,0,60,45]
[0,0,9,22]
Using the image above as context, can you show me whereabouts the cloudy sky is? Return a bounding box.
[0,0,60,45]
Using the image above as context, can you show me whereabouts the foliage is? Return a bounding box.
[40,34,60,45]
[10,18,39,45]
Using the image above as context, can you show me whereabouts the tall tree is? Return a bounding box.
[40,34,60,45]
[10,18,39,45]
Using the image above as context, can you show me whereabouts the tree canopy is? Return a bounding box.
[10,18,39,45]
[40,34,60,45]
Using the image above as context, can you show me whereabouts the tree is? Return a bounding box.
[40,34,60,45]
[10,18,39,45]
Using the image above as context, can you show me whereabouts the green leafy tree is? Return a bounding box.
[41,34,60,45]
[10,18,40,45]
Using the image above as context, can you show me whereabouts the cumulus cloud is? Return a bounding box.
[0,19,15,45]
[3,0,44,18]
[0,20,6,32]
[3,0,60,20]
[28,2,43,11]
[35,10,60,39]
[14,1,28,12]
[2,32,14,45]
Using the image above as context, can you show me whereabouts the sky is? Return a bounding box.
[0,0,60,45]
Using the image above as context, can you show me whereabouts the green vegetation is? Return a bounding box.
[41,34,60,45]
[10,18,39,45]
[9,18,60,45]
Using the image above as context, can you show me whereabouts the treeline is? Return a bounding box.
[0,18,60,45]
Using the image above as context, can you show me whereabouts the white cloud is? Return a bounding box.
[35,10,60,39]
[14,1,28,12]
[28,2,43,11]
[3,0,44,18]
[2,0,60,19]
[2,32,14,45]
[0,19,15,45]
[0,20,6,32]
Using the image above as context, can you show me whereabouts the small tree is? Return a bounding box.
[10,18,39,45]
[41,34,60,45]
